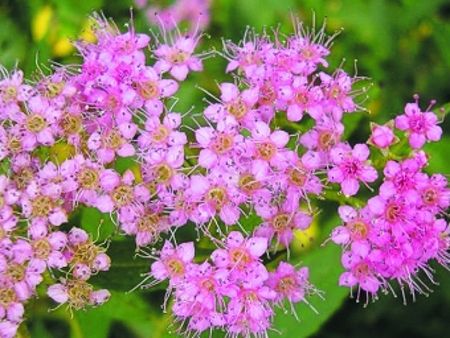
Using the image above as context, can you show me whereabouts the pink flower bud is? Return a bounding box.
[47,284,68,304]
[369,123,395,149]
[90,289,110,306]
[73,263,92,280]
[92,253,111,271]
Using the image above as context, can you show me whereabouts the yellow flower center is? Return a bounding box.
[26,114,47,133]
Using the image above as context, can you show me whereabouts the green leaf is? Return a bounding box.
[424,135,450,174]
[75,311,111,338]
[76,291,170,338]
[80,207,116,241]
[90,238,151,291]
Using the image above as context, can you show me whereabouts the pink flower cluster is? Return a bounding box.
[332,105,449,303]
[0,11,447,338]
[150,232,316,336]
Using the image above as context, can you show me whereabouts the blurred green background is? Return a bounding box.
[1,0,449,337]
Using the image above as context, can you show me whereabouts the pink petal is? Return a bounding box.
[341,178,360,196]
[219,83,239,102]
[170,65,189,81]
[47,284,68,304]
[270,130,290,148]
[352,144,370,161]
[246,237,268,257]
[409,133,426,149]
[338,205,357,222]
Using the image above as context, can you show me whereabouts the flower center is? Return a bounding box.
[77,167,99,190]
[257,142,277,161]
[153,163,173,184]
[7,263,26,282]
[385,202,402,222]
[111,184,134,208]
[328,85,341,99]
[0,194,4,208]
[343,160,360,176]
[72,242,100,267]
[60,113,83,135]
[26,114,47,133]
[67,279,94,310]
[7,136,22,154]
[168,50,189,64]
[135,81,159,100]
[318,130,337,150]
[137,213,161,233]
[1,86,17,102]
[103,129,124,150]
[354,262,370,278]
[33,238,52,260]
[227,99,247,119]
[271,213,290,231]
[166,258,185,277]
[348,220,369,240]
[44,81,65,98]
[294,91,308,105]
[409,115,426,133]
[422,187,438,206]
[200,278,215,292]
[14,168,34,189]
[206,187,228,211]
[211,133,234,155]
[229,247,251,268]
[0,288,16,307]
[151,125,170,143]
[277,276,297,294]
[288,165,308,187]
[31,195,54,217]
[239,173,261,195]
[259,83,277,105]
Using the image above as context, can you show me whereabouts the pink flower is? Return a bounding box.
[369,122,396,149]
[195,117,244,169]
[131,67,179,115]
[204,83,259,128]
[255,204,312,247]
[120,202,170,247]
[248,121,290,172]
[328,143,378,196]
[319,70,356,120]
[225,284,276,337]
[154,34,203,81]
[96,170,149,214]
[188,172,244,225]
[47,280,110,310]
[20,180,68,227]
[331,205,372,245]
[87,124,136,164]
[339,249,382,294]
[395,101,442,149]
[267,262,313,303]
[151,241,195,284]
[211,231,267,277]
[0,70,33,119]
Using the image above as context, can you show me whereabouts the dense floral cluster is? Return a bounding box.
[150,233,317,336]
[0,11,447,338]
[332,100,448,302]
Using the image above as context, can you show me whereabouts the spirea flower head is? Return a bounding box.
[0,10,447,338]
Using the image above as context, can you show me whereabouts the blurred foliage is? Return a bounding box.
[0,0,449,337]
